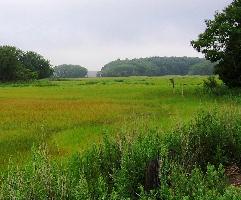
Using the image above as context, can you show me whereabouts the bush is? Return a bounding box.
[203,76,219,90]
[201,76,241,97]
[166,110,241,169]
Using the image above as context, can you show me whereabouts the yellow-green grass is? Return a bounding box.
[0,76,240,169]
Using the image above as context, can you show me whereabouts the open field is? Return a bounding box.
[2,76,241,199]
[1,76,241,169]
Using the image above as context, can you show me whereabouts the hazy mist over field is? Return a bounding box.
[0,0,232,70]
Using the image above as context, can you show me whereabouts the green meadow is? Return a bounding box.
[0,76,240,168]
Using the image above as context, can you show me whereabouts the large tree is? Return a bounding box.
[191,0,241,87]
[21,51,53,79]
[0,46,37,81]
[0,46,23,81]
[0,46,52,82]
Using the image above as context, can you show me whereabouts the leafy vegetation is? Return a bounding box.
[2,110,241,199]
[191,0,241,87]
[0,46,53,82]
[54,64,88,78]
[100,57,215,77]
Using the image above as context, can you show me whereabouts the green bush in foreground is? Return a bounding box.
[1,110,241,199]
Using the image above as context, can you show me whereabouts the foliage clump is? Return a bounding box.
[54,64,88,78]
[0,46,53,82]
[192,0,241,87]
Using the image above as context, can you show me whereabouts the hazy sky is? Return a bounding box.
[0,0,232,70]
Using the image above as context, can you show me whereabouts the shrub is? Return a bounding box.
[203,76,219,90]
[164,110,241,170]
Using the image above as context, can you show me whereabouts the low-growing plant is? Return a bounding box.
[202,76,235,96]
[203,76,219,89]
[1,110,241,199]
[179,111,241,169]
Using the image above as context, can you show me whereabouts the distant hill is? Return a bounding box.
[99,57,215,77]
[87,71,98,77]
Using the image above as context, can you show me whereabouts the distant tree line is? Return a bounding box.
[99,57,215,77]
[0,46,53,82]
[54,64,88,78]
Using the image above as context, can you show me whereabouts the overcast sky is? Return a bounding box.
[0,0,232,70]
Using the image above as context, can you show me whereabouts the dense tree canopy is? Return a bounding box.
[189,61,217,75]
[99,57,214,77]
[191,0,241,87]
[0,46,53,82]
[54,64,88,78]
[21,51,53,79]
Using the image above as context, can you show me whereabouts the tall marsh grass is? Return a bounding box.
[0,76,211,168]
[1,110,241,199]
